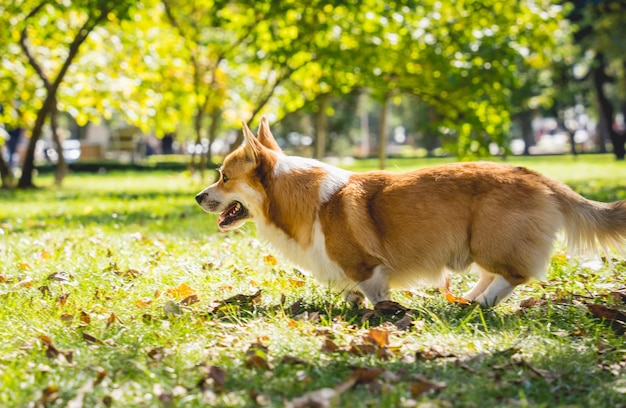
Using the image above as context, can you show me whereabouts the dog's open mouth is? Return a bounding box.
[217,201,248,230]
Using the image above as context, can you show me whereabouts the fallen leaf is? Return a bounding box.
[520,297,543,309]
[81,332,102,344]
[609,289,626,304]
[79,311,91,325]
[57,293,70,306]
[587,303,626,333]
[374,300,409,316]
[321,339,339,353]
[416,345,453,361]
[263,254,278,266]
[181,294,200,305]
[350,367,385,385]
[244,342,270,370]
[0,274,12,283]
[166,282,196,300]
[136,298,152,308]
[365,328,389,348]
[47,271,72,284]
[409,374,447,397]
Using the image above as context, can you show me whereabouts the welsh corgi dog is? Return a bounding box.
[196,117,626,306]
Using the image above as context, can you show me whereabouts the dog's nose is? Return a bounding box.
[195,193,206,204]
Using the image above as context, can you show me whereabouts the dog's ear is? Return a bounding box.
[241,120,261,163]
[257,116,281,152]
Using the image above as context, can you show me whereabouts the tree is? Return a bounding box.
[10,0,136,188]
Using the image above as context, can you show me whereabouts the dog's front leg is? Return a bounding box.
[356,265,390,306]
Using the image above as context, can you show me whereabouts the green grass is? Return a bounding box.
[1,155,626,407]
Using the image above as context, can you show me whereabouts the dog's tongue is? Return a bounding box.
[217,202,238,232]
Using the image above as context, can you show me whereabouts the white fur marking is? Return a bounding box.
[474,275,515,307]
[256,217,354,291]
[357,265,390,305]
[273,154,351,203]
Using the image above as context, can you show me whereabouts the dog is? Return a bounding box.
[196,117,626,306]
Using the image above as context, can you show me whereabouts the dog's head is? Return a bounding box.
[195,116,281,231]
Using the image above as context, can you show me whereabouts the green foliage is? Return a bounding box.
[1,157,626,406]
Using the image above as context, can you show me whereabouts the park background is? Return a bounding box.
[1,0,626,187]
[1,1,626,407]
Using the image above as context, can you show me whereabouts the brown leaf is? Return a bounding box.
[409,374,447,398]
[365,328,389,348]
[79,311,91,325]
[208,365,227,390]
[46,344,60,360]
[280,355,308,365]
[416,345,453,361]
[609,289,626,304]
[181,294,200,305]
[321,339,339,353]
[47,271,72,284]
[198,365,227,392]
[374,300,408,316]
[587,303,626,333]
[57,293,70,306]
[244,342,270,370]
[148,347,166,361]
[348,343,377,357]
[0,273,12,283]
[106,313,118,329]
[350,367,385,385]
[60,314,74,325]
[519,297,543,309]
[82,332,102,344]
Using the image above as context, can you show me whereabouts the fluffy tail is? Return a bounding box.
[553,182,626,256]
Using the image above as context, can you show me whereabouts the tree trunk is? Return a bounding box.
[206,108,220,165]
[314,94,330,159]
[518,111,534,156]
[358,91,370,157]
[18,92,56,188]
[50,100,68,186]
[0,148,14,189]
[378,93,389,170]
[593,53,624,159]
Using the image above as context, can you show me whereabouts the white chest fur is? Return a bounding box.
[256,218,354,291]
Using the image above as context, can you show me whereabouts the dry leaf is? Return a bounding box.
[81,332,101,344]
[166,282,196,300]
[520,297,543,309]
[321,339,339,353]
[79,311,91,325]
[263,254,278,266]
[365,328,389,348]
[136,298,152,308]
[350,367,385,385]
[57,293,70,306]
[47,271,72,284]
[244,342,270,370]
[409,374,447,397]
[181,294,200,305]
[374,300,409,316]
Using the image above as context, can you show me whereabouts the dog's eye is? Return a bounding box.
[222,173,229,183]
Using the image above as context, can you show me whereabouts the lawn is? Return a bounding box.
[1,155,625,407]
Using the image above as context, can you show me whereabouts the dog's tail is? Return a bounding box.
[550,180,626,256]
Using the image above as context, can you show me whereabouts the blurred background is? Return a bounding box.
[1,0,625,188]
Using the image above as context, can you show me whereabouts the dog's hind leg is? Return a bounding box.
[357,265,390,305]
[474,275,517,307]
[463,265,496,301]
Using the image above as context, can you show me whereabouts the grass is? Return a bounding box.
[1,155,625,407]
